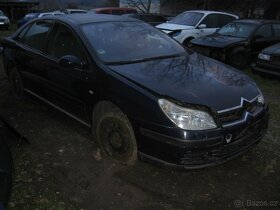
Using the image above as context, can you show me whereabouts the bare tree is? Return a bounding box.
[123,0,168,13]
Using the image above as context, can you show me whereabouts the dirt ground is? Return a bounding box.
[0,59,280,209]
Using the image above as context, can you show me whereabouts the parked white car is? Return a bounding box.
[0,10,10,30]
[156,10,238,46]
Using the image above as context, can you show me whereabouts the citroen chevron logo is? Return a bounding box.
[217,95,260,114]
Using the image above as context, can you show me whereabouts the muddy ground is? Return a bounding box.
[0,59,280,209]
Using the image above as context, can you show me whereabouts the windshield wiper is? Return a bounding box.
[105,53,185,65]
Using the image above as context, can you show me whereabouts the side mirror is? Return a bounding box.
[59,55,87,69]
[198,24,207,29]
[1,38,18,49]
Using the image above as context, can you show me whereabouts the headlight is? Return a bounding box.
[258,53,270,61]
[257,93,265,105]
[158,99,217,130]
[170,30,182,37]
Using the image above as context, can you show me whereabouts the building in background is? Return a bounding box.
[0,0,40,21]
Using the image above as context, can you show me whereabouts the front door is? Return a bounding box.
[42,22,90,121]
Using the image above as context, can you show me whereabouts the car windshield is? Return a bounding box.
[217,22,256,38]
[169,12,204,26]
[0,10,4,16]
[82,21,186,64]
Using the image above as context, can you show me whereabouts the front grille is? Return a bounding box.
[218,99,260,125]
[180,117,267,166]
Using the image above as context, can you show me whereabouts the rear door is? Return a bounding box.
[42,22,90,121]
[16,20,53,96]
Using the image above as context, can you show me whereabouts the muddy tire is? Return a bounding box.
[95,102,138,165]
[8,67,24,100]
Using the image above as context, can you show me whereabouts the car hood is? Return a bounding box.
[108,53,260,112]
[156,23,195,33]
[191,34,247,48]
[262,42,280,55]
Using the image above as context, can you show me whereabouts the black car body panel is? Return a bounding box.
[108,54,259,112]
[252,42,280,76]
[190,19,280,66]
[1,14,269,168]
[0,121,13,207]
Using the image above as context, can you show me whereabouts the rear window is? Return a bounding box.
[82,21,185,63]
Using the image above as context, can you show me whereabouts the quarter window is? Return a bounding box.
[22,21,52,52]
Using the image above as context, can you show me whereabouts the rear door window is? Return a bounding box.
[22,20,52,52]
[200,14,219,28]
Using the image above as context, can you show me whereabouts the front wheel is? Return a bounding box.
[8,67,25,100]
[96,103,138,165]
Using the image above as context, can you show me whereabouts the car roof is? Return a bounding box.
[183,10,238,17]
[40,13,141,25]
[233,19,280,24]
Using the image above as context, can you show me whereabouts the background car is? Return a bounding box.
[156,10,238,46]
[17,12,40,28]
[1,14,268,169]
[0,10,10,30]
[38,11,65,18]
[61,9,88,14]
[91,7,137,15]
[122,13,167,26]
[251,42,280,76]
[190,19,280,69]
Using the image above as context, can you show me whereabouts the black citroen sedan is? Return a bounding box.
[1,14,269,169]
[190,19,280,69]
[251,42,280,76]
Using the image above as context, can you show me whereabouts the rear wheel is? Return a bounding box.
[8,67,24,100]
[95,102,138,165]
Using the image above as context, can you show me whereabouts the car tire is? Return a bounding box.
[8,67,25,100]
[228,52,248,70]
[95,102,138,165]
[183,37,194,48]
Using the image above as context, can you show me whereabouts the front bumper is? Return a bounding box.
[251,61,280,76]
[0,23,9,28]
[136,110,269,169]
